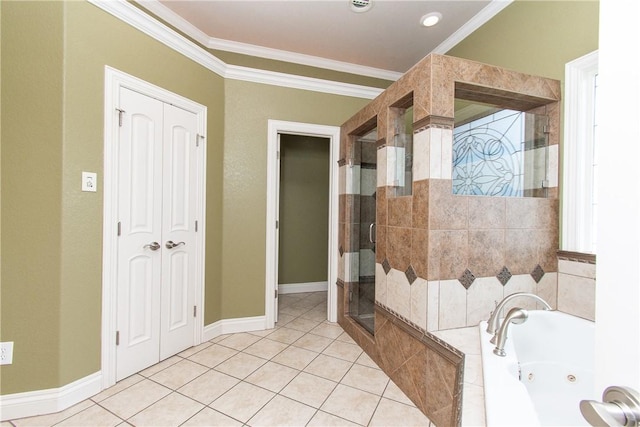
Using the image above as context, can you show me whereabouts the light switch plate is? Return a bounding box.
[1,342,14,365]
[82,172,97,192]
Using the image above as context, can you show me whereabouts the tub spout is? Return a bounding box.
[486,292,552,338]
[493,307,528,357]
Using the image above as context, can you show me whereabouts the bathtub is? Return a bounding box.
[479,310,596,426]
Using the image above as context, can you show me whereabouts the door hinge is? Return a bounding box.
[277,151,280,160]
[349,290,353,303]
[275,289,278,298]
[115,108,125,127]
[276,220,279,229]
[195,220,198,232]
[117,221,121,236]
[196,134,205,147]
[116,331,120,346]
[193,305,197,317]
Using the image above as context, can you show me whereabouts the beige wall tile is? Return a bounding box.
[375,263,387,306]
[410,278,428,330]
[427,280,440,331]
[466,277,503,327]
[536,272,558,310]
[386,268,411,320]
[413,129,430,181]
[558,273,595,321]
[439,279,467,329]
[558,259,596,279]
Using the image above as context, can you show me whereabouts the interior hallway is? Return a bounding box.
[4,292,433,426]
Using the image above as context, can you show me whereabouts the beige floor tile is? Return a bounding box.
[128,392,203,427]
[244,361,300,393]
[100,379,171,420]
[181,407,242,427]
[320,384,380,426]
[383,380,416,406]
[242,338,289,360]
[187,343,238,368]
[138,355,182,377]
[213,352,266,379]
[355,351,380,369]
[177,370,239,405]
[55,404,122,427]
[369,397,432,426]
[247,395,316,427]
[271,345,318,370]
[274,313,296,326]
[291,333,333,353]
[303,354,353,382]
[309,322,345,339]
[247,328,276,338]
[179,341,214,358]
[341,363,390,396]
[322,340,363,362]
[299,308,328,322]
[91,374,145,403]
[279,305,311,317]
[306,410,360,427]
[11,400,94,426]
[265,327,305,344]
[336,331,357,344]
[217,332,262,351]
[280,372,337,408]
[150,359,208,389]
[209,382,275,423]
[283,317,322,333]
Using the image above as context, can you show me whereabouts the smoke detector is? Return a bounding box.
[351,0,372,13]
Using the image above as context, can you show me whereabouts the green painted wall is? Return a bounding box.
[1,1,225,394]
[221,80,369,318]
[1,1,65,392]
[278,135,330,286]
[0,0,369,395]
[447,0,599,81]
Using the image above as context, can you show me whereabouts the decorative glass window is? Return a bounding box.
[452,103,549,197]
[389,94,413,197]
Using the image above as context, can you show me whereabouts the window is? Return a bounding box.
[562,51,599,254]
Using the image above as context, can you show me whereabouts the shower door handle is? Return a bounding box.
[369,223,376,243]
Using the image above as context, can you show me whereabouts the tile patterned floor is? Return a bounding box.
[4,292,433,427]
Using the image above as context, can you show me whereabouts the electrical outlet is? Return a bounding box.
[0,342,14,365]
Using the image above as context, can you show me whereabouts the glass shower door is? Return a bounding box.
[349,128,377,334]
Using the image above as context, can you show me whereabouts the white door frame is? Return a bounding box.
[266,120,340,328]
[101,66,207,389]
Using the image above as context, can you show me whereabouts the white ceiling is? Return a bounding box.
[139,0,512,80]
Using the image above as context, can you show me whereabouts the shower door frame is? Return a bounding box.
[265,120,340,328]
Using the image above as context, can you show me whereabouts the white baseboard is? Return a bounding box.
[0,371,102,421]
[202,315,267,342]
[278,281,328,294]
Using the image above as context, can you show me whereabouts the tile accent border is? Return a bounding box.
[557,250,596,264]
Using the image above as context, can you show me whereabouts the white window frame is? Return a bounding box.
[562,50,599,254]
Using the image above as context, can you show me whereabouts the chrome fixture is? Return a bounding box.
[581,386,640,426]
[486,292,552,339]
[493,307,528,357]
[143,241,161,251]
[165,240,185,249]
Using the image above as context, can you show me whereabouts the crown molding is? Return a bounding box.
[135,0,402,82]
[225,65,383,99]
[432,0,514,54]
[88,0,383,99]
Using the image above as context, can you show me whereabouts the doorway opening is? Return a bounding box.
[265,121,340,328]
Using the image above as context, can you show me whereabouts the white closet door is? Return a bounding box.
[116,88,164,380]
[116,88,198,380]
[160,103,197,359]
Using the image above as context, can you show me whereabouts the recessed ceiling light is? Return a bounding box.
[351,0,373,13]
[420,12,442,27]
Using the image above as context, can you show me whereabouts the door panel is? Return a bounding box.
[117,88,163,380]
[160,103,197,359]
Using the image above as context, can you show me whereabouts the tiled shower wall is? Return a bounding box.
[557,254,596,321]
[338,53,562,426]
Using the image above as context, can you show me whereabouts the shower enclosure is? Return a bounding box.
[349,127,377,334]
